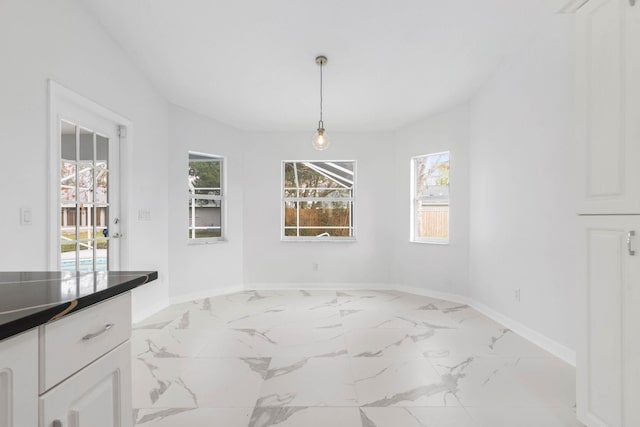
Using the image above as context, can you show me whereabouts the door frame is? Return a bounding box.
[48,81,132,271]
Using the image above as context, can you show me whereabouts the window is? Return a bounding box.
[188,152,224,242]
[282,161,355,240]
[411,151,450,244]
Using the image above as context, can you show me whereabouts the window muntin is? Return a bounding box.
[188,152,224,242]
[412,151,450,244]
[282,161,355,240]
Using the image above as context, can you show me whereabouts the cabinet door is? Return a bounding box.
[577,216,640,427]
[0,330,38,427]
[40,341,132,427]
[576,0,640,214]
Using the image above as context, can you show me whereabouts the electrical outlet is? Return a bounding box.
[515,288,521,302]
[312,262,319,271]
[20,207,32,226]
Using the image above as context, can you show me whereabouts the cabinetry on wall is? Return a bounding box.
[0,330,38,427]
[576,0,640,426]
[576,0,640,215]
[0,294,132,427]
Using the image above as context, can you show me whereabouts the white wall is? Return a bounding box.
[242,131,395,287]
[392,105,470,296]
[0,0,170,318]
[168,106,245,300]
[469,15,577,351]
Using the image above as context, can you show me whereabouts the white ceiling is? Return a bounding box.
[83,0,562,132]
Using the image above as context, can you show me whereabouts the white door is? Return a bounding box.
[57,118,120,272]
[577,215,640,427]
[40,342,132,427]
[575,0,640,214]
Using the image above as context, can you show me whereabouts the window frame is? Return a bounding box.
[281,160,357,242]
[410,151,450,245]
[188,151,226,244]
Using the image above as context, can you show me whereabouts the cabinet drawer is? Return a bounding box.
[40,293,131,393]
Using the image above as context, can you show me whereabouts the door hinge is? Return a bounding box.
[118,125,127,138]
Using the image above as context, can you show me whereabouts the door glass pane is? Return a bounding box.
[95,239,108,271]
[60,240,77,272]
[60,214,76,241]
[60,162,76,202]
[79,128,94,161]
[59,120,115,272]
[77,163,93,202]
[61,121,76,161]
[95,206,109,233]
[95,169,108,203]
[77,240,94,272]
[96,134,108,164]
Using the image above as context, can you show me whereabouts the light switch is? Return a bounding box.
[21,207,32,225]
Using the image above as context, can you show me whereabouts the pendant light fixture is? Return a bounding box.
[312,55,329,151]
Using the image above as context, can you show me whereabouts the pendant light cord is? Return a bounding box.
[319,61,324,128]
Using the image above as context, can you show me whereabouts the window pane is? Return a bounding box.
[286,161,354,194]
[188,201,222,238]
[416,152,449,199]
[299,201,351,228]
[188,153,224,240]
[413,152,450,242]
[61,162,76,202]
[417,203,449,240]
[189,155,221,195]
[284,201,298,227]
[282,161,355,240]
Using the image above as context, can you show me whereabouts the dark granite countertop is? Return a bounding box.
[0,271,157,342]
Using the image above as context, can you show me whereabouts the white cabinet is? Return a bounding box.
[577,216,640,427]
[576,1,640,426]
[0,330,38,427]
[40,342,132,427]
[576,0,640,214]
[39,293,133,427]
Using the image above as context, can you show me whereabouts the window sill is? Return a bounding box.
[187,238,226,245]
[410,239,449,245]
[281,237,357,243]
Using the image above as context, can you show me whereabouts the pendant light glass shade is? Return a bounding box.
[312,124,329,151]
[312,55,329,151]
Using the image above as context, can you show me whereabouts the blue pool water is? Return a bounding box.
[60,257,108,272]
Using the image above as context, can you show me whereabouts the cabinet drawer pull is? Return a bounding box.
[81,323,114,341]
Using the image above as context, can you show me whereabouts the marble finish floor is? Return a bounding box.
[131,290,582,427]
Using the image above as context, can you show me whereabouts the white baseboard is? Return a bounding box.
[470,299,576,366]
[247,282,395,291]
[397,284,576,366]
[161,281,576,367]
[169,284,244,305]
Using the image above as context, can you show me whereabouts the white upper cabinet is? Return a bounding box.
[576,0,640,214]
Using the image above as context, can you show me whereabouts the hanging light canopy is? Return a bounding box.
[312,55,329,151]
